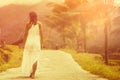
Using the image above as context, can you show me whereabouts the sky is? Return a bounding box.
[0,0,64,7]
[0,0,120,7]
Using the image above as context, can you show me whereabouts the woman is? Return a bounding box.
[14,11,43,78]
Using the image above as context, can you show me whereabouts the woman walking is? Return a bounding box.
[15,11,43,78]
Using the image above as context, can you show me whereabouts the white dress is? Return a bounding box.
[21,23,41,75]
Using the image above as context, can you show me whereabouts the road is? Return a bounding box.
[0,50,108,80]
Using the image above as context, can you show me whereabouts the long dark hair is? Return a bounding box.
[29,11,38,25]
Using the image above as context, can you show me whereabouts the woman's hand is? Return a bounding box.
[12,39,23,45]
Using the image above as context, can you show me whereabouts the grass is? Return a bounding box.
[0,45,23,72]
[62,49,120,80]
[0,46,120,80]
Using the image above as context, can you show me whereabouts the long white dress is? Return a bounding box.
[21,23,41,76]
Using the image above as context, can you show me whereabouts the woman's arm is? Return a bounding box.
[12,23,30,45]
[22,23,31,45]
[12,39,23,45]
[39,23,43,48]
[12,32,24,45]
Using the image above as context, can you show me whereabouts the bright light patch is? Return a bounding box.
[114,0,120,6]
[0,0,64,7]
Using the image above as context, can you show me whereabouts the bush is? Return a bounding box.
[62,49,120,80]
[0,45,23,72]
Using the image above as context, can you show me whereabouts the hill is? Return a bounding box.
[0,1,64,48]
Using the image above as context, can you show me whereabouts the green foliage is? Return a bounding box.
[0,45,22,72]
[62,49,120,80]
[46,0,118,53]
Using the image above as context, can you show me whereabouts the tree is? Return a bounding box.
[87,0,114,64]
[64,0,115,64]
[46,2,82,49]
[64,0,89,52]
[103,0,114,64]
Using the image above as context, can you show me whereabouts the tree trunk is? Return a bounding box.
[104,22,108,64]
[83,27,87,52]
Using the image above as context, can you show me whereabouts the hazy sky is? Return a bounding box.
[0,0,120,7]
[0,0,64,7]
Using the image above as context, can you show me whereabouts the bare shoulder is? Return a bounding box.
[37,21,42,27]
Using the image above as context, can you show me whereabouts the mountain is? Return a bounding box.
[0,1,63,48]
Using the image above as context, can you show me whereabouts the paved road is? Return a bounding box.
[0,50,108,80]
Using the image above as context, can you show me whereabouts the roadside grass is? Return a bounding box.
[62,49,120,80]
[0,45,120,80]
[0,45,22,72]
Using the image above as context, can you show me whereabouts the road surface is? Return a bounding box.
[0,50,108,80]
